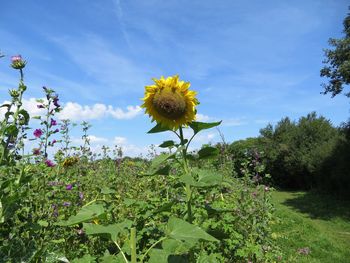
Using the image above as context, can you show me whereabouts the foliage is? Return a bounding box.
[0,57,280,262]
[320,8,350,97]
[258,112,340,190]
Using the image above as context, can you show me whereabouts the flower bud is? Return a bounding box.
[11,55,26,70]
[9,89,20,98]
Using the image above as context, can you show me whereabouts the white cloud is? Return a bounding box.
[196,113,211,122]
[1,98,142,122]
[113,136,127,144]
[58,102,141,121]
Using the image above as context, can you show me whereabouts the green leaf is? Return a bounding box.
[159,140,175,148]
[197,169,222,187]
[189,121,221,134]
[56,203,105,226]
[198,146,219,159]
[148,123,172,133]
[148,249,169,263]
[18,109,30,124]
[179,173,196,185]
[5,124,18,137]
[162,239,194,254]
[100,187,115,194]
[100,251,121,263]
[150,153,172,168]
[37,220,49,227]
[83,220,132,242]
[167,217,218,242]
[146,154,173,175]
[150,165,171,176]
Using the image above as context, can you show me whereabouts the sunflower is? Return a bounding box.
[141,75,199,130]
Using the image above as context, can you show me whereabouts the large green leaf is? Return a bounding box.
[166,217,218,242]
[83,220,132,242]
[189,121,221,134]
[196,169,222,187]
[148,123,172,133]
[179,173,195,185]
[148,249,169,263]
[198,146,219,159]
[57,203,105,226]
[162,239,194,255]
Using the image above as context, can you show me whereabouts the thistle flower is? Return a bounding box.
[45,159,55,167]
[141,75,199,130]
[33,148,41,155]
[11,55,26,69]
[66,184,73,190]
[33,129,43,138]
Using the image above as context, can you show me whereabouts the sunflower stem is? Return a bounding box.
[179,126,193,223]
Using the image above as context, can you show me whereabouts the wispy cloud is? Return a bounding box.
[112,0,131,48]
[50,34,150,96]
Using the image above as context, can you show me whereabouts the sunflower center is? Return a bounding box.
[152,88,187,119]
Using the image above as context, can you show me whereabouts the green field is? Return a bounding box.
[272,191,350,263]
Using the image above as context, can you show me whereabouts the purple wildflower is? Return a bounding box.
[66,184,73,190]
[53,128,59,133]
[50,118,57,126]
[33,129,43,138]
[37,104,44,109]
[45,159,55,167]
[63,201,71,207]
[33,148,41,155]
[53,96,60,108]
[79,192,84,200]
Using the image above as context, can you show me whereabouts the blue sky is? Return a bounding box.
[0,0,349,156]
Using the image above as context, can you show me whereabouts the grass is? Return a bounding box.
[271,190,350,263]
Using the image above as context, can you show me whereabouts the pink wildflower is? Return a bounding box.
[33,129,43,138]
[45,159,55,167]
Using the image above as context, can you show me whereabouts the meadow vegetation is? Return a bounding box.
[0,10,349,261]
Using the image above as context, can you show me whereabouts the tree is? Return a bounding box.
[320,9,350,97]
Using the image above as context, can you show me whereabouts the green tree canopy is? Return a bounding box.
[320,9,350,97]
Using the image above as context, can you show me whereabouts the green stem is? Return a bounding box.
[179,126,193,223]
[130,227,137,263]
[140,237,167,262]
[113,240,129,263]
